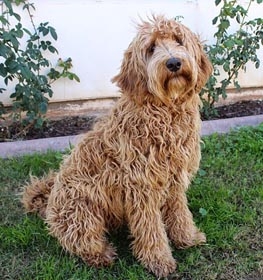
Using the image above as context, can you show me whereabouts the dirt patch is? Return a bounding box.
[6,116,96,141]
[211,100,263,119]
[0,100,263,142]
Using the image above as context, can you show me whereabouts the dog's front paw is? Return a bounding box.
[145,255,177,278]
[174,228,206,249]
[193,230,206,245]
[82,244,117,267]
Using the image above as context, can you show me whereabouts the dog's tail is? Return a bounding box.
[21,171,57,219]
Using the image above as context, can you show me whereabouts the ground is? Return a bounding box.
[1,100,263,142]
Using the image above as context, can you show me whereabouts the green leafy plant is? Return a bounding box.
[0,0,79,130]
[200,0,263,118]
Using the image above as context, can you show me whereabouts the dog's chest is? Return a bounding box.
[117,111,199,177]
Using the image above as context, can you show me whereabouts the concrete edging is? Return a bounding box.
[1,114,263,158]
[201,114,263,135]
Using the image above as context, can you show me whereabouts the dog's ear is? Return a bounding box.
[111,43,148,95]
[195,43,213,94]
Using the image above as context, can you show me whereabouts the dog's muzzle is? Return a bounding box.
[166,57,181,72]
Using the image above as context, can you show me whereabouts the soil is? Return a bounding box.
[0,99,263,142]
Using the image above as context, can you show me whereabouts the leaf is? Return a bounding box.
[199,208,208,217]
[6,60,19,73]
[220,19,230,30]
[20,65,32,80]
[26,111,36,122]
[15,25,23,38]
[42,27,49,36]
[233,80,241,90]
[9,35,20,51]
[49,27,58,41]
[0,64,7,77]
[48,45,58,54]
[12,12,21,22]
[73,74,80,82]
[10,91,17,99]
[23,2,36,11]
[47,68,60,80]
[235,39,243,46]
[35,117,44,128]
[38,102,48,114]
[236,14,240,24]
[198,169,207,176]
[212,16,218,25]
[0,16,9,26]
[3,0,13,13]
[38,74,48,85]
[224,39,235,48]
[257,0,263,3]
[40,41,47,50]
[46,88,53,98]
[4,75,13,85]
[215,0,221,6]
[0,44,11,58]
[23,28,32,36]
[223,61,230,72]
[38,24,49,36]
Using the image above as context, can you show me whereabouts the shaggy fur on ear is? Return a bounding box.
[22,15,212,278]
[111,45,148,96]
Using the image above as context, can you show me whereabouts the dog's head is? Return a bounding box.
[112,15,213,105]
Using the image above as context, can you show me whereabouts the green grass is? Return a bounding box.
[1,124,263,280]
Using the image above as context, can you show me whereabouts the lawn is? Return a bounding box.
[1,124,263,280]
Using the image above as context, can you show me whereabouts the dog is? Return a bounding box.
[22,15,212,278]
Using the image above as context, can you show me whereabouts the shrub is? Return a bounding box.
[0,0,79,130]
[200,0,263,119]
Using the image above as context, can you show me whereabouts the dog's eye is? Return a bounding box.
[177,39,183,46]
[148,43,156,54]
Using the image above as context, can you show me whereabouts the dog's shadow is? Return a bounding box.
[109,226,133,257]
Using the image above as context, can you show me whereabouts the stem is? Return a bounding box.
[239,0,252,30]
[228,64,242,82]
[14,122,34,137]
[23,1,37,34]
[23,1,40,76]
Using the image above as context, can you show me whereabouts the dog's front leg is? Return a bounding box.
[162,187,206,249]
[125,190,177,278]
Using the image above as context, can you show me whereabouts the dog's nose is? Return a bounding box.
[166,57,181,72]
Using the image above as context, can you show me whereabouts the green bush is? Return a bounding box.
[0,0,79,129]
[201,0,263,118]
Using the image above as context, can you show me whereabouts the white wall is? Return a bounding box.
[1,0,263,105]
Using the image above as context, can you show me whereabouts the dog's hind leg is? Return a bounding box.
[46,187,117,267]
[162,189,206,249]
[124,190,177,278]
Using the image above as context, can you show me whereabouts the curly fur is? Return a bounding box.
[22,15,212,278]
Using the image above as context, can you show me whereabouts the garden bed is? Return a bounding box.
[1,99,263,142]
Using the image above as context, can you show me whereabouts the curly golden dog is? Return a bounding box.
[22,15,212,278]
